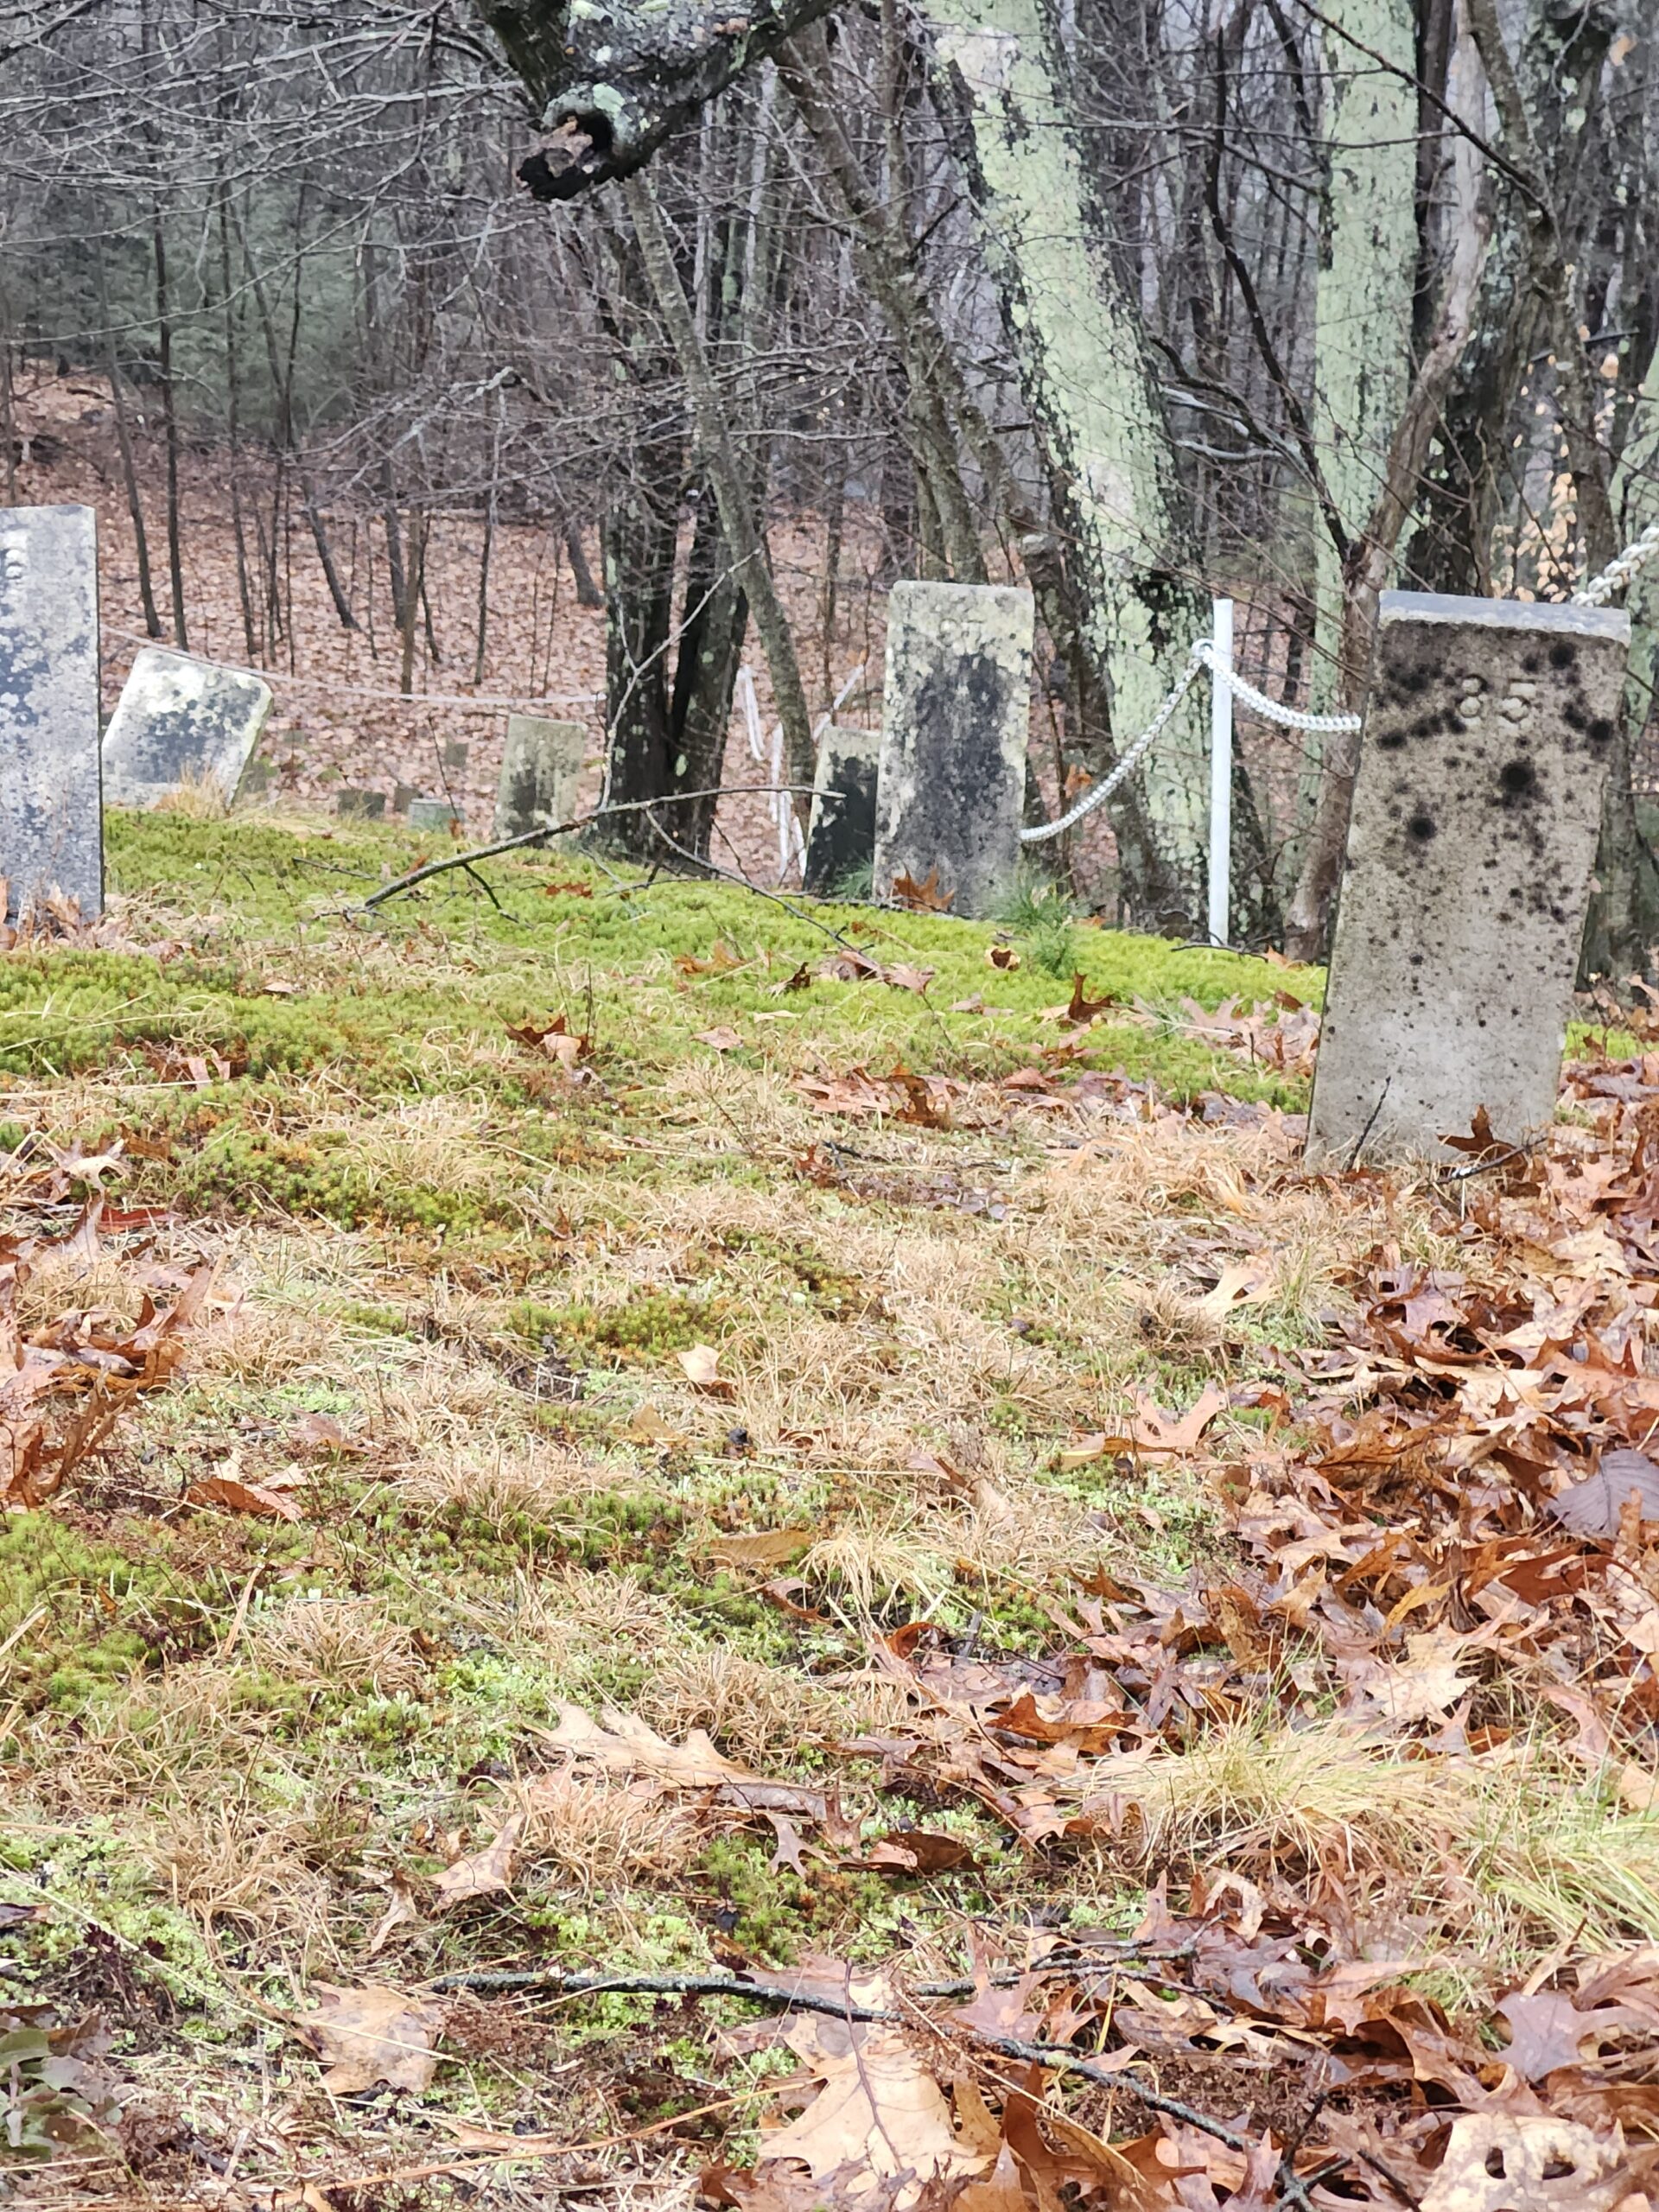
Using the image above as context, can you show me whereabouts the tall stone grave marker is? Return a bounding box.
[0,504,100,918]
[1306,591,1630,1167]
[102,646,273,809]
[494,715,584,839]
[873,582,1034,918]
[804,725,878,895]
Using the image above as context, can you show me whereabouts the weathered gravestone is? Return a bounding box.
[493,715,583,839]
[102,646,273,809]
[0,503,100,918]
[0,502,101,915]
[408,798,464,832]
[804,725,878,896]
[1306,590,1630,1168]
[336,790,386,822]
[872,582,1034,917]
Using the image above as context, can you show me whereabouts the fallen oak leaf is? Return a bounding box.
[1059,1382,1228,1465]
[1549,1448,1659,1539]
[853,1832,978,1875]
[434,1814,524,1912]
[186,1471,302,1522]
[295,1983,446,2094]
[890,867,954,912]
[678,1344,737,1397]
[1419,2110,1633,2212]
[365,1873,420,1957]
[985,944,1019,971]
[705,1529,819,1570]
[882,963,935,996]
[693,1026,745,1052]
[758,2017,982,2196]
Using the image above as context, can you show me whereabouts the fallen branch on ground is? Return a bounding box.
[357,785,817,912]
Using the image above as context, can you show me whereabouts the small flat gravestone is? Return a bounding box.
[102,645,273,809]
[337,790,386,822]
[442,738,469,772]
[0,503,100,918]
[804,726,878,897]
[872,581,1034,918]
[493,715,584,838]
[408,798,464,831]
[1306,590,1630,1167]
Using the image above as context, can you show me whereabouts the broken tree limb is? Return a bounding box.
[476,0,841,199]
[355,784,815,912]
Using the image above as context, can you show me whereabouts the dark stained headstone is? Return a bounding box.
[442,739,469,772]
[337,789,386,821]
[0,503,100,918]
[803,725,878,896]
[1307,591,1630,1167]
[872,582,1034,918]
[493,715,584,838]
[102,645,272,808]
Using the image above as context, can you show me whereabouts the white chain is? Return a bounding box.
[1573,517,1659,607]
[1018,649,1206,844]
[1192,639,1363,734]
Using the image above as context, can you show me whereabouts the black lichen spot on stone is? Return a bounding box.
[1522,653,1541,674]
[1497,758,1539,805]
[1549,641,1577,671]
[1564,702,1588,733]
[1377,729,1407,751]
[1406,809,1437,844]
[1587,716,1615,747]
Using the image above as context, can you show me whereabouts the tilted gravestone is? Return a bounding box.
[102,646,273,809]
[804,725,878,896]
[493,715,584,839]
[336,790,386,822]
[1306,590,1630,1168]
[0,503,100,918]
[872,581,1034,918]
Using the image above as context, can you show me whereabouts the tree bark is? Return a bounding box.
[621,166,815,823]
[480,0,840,198]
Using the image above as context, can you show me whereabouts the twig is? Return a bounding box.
[357,784,817,912]
[644,802,860,950]
[418,1965,1322,2190]
[1344,1077,1390,1173]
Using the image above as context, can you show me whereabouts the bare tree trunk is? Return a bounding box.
[95,245,162,643]
[563,522,603,608]
[621,166,815,820]
[152,209,188,648]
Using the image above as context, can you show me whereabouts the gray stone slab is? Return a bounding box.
[872,582,1034,918]
[101,645,272,809]
[0,503,100,918]
[1306,590,1630,1167]
[493,715,584,838]
[804,725,879,896]
[336,789,385,821]
[408,798,464,831]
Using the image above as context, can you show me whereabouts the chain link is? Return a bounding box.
[1573,517,1659,607]
[1018,650,1207,844]
[1191,639,1363,734]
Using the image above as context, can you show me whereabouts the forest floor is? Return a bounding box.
[5,807,1659,2210]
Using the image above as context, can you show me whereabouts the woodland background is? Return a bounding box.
[5,0,1659,961]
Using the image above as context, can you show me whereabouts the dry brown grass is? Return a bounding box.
[508,1770,696,1895]
[637,1645,859,1764]
[144,1797,332,1948]
[246,1595,423,1696]
[396,1440,616,1530]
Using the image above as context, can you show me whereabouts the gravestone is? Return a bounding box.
[0,503,100,918]
[804,725,878,896]
[337,790,385,822]
[393,779,419,814]
[102,646,273,809]
[872,581,1034,918]
[442,738,469,773]
[493,715,584,838]
[1306,590,1630,1168]
[408,798,464,831]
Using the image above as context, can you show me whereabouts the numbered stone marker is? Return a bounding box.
[1307,590,1630,1167]
[493,715,583,838]
[873,582,1034,918]
[102,646,273,809]
[804,725,878,896]
[0,503,100,918]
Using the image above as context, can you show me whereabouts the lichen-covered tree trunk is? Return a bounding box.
[1310,0,1417,703]
[923,0,1212,922]
[1580,342,1659,981]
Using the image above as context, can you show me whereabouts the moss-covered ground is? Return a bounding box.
[0,808,1355,2196]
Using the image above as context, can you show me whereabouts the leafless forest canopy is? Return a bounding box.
[4,0,1659,955]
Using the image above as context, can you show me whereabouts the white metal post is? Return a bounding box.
[1207,597,1234,948]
